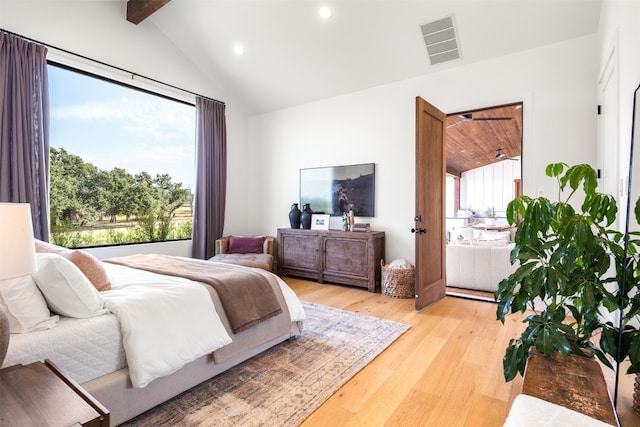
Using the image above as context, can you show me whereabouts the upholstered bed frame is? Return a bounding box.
[2,240,304,426]
[83,270,302,426]
[85,328,297,426]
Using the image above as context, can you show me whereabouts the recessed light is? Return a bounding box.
[319,6,332,19]
[233,44,245,55]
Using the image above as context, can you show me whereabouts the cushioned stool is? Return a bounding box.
[209,235,276,273]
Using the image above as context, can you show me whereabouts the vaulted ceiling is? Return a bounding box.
[138,1,602,115]
[127,1,593,176]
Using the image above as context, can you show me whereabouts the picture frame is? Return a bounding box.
[328,215,344,231]
[311,214,330,230]
[300,163,375,217]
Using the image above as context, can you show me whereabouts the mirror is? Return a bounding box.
[615,82,640,414]
[628,83,640,233]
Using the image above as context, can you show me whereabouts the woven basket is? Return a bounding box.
[634,374,640,416]
[381,260,415,298]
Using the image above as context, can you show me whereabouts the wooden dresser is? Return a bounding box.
[277,228,385,292]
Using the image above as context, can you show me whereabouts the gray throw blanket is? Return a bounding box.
[104,254,283,333]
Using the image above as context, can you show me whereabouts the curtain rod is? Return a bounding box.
[1,28,225,106]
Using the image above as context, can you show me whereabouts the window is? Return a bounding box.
[48,63,196,248]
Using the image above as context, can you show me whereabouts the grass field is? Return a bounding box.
[51,204,193,247]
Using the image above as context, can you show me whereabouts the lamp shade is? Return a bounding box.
[0,203,37,280]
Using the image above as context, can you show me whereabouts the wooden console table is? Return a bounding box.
[0,359,110,426]
[521,349,618,425]
[277,228,385,292]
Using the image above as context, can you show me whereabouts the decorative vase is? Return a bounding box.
[289,203,302,229]
[300,204,313,229]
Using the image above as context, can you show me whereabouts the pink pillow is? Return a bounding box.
[228,236,265,254]
[34,240,112,291]
[65,250,112,291]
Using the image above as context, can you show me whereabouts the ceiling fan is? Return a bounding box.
[447,113,512,128]
[495,148,519,161]
[459,113,512,122]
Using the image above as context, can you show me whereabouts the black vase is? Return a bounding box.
[300,203,313,229]
[289,203,301,229]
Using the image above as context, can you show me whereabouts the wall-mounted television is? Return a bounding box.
[300,163,375,217]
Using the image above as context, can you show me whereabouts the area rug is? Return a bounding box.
[121,301,410,426]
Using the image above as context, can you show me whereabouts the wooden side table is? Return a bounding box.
[0,359,109,427]
[522,349,618,426]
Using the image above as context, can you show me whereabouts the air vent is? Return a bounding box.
[420,15,460,65]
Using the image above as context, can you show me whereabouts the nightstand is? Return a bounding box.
[0,359,109,426]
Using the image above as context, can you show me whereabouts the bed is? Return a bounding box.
[0,247,306,426]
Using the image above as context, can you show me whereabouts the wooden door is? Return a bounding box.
[415,97,446,310]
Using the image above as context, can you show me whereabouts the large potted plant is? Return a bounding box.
[495,162,640,382]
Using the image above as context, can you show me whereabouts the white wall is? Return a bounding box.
[598,0,640,232]
[460,160,521,214]
[83,240,191,260]
[0,0,252,258]
[2,2,603,264]
[248,35,598,264]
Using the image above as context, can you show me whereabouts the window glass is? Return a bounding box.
[48,63,195,248]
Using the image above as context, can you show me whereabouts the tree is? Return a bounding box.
[50,148,90,226]
[105,168,134,222]
[49,147,193,244]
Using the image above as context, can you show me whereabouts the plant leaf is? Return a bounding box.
[535,328,555,354]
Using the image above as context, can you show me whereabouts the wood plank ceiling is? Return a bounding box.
[446,103,523,177]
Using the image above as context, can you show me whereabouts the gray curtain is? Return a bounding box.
[192,97,227,259]
[0,31,50,240]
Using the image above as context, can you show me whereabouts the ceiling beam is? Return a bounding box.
[127,0,171,24]
[446,166,462,178]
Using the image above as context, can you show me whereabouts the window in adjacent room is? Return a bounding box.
[47,63,196,248]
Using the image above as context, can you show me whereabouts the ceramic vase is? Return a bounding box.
[300,204,313,229]
[289,203,302,229]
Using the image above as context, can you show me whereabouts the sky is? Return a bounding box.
[48,65,196,191]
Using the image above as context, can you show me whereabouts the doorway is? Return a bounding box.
[444,103,523,300]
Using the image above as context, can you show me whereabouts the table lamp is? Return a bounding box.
[0,203,37,367]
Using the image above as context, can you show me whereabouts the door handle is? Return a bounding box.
[411,228,427,234]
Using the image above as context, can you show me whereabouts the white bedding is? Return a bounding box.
[102,264,232,388]
[3,313,126,383]
[3,261,306,388]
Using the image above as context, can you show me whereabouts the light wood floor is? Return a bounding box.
[285,278,639,427]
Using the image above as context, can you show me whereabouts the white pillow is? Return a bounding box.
[0,276,59,333]
[32,253,108,318]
